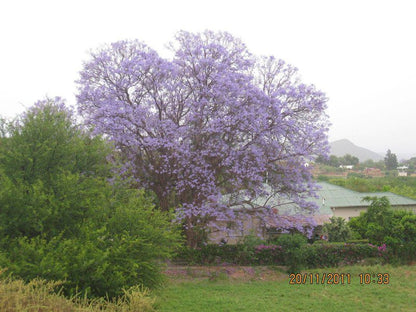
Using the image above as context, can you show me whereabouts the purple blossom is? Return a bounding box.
[76,31,329,246]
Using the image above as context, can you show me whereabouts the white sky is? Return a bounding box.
[1,0,415,157]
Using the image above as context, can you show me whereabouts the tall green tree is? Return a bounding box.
[0,97,111,239]
[0,98,181,297]
[348,196,416,246]
[341,154,359,166]
[329,155,340,167]
[384,149,398,170]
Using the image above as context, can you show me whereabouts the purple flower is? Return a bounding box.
[76,31,329,245]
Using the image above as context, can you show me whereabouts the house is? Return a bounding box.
[397,166,409,177]
[364,167,384,177]
[308,182,416,221]
[207,182,416,244]
[208,183,332,244]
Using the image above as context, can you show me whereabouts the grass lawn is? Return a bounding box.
[156,265,416,312]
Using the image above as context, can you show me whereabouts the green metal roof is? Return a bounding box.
[221,182,416,217]
[311,182,416,209]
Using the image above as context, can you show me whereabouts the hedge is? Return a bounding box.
[174,242,401,272]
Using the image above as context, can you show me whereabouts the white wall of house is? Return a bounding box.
[332,205,416,221]
[331,206,367,220]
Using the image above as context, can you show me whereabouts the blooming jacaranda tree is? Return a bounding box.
[77,31,329,246]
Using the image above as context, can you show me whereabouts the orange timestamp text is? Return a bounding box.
[289,272,390,285]
[289,273,351,285]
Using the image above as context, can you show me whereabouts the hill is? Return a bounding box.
[330,139,383,162]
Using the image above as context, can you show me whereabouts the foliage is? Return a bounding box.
[0,189,180,298]
[0,99,181,298]
[403,157,416,173]
[348,197,416,253]
[238,233,264,248]
[348,197,392,244]
[0,98,112,240]
[0,98,110,184]
[346,239,369,244]
[346,172,367,179]
[271,233,307,249]
[316,154,359,167]
[322,217,352,242]
[173,240,388,270]
[326,176,416,199]
[0,272,156,312]
[302,242,383,269]
[76,30,329,246]
[390,185,416,199]
[358,158,386,170]
[384,149,398,170]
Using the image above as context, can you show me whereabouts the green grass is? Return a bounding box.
[156,265,416,312]
[2,265,415,311]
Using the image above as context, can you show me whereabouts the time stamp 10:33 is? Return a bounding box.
[289,273,390,285]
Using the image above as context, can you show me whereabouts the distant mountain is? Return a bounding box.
[330,139,383,162]
[397,153,416,161]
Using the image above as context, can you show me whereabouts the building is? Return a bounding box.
[397,166,409,177]
[308,182,416,221]
[363,167,384,177]
[207,182,416,243]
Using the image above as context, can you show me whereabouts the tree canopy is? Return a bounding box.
[0,98,180,297]
[316,154,359,167]
[0,98,111,239]
[76,31,329,245]
[348,196,416,247]
[384,149,398,170]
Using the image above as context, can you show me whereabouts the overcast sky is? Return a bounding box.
[1,0,415,157]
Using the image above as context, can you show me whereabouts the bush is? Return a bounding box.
[254,245,285,265]
[174,241,392,271]
[348,197,416,252]
[0,189,180,298]
[272,233,308,250]
[0,99,112,240]
[322,217,352,242]
[0,100,181,298]
[0,272,156,312]
[346,239,369,244]
[304,243,382,268]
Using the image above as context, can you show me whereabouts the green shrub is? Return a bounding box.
[348,197,416,252]
[0,101,181,298]
[254,244,285,265]
[322,217,352,242]
[241,234,266,249]
[305,243,381,268]
[346,239,369,244]
[285,247,307,273]
[0,99,112,240]
[0,190,180,298]
[272,233,308,250]
[174,241,391,271]
[0,273,157,312]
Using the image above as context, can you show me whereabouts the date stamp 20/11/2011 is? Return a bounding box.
[289,273,390,285]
